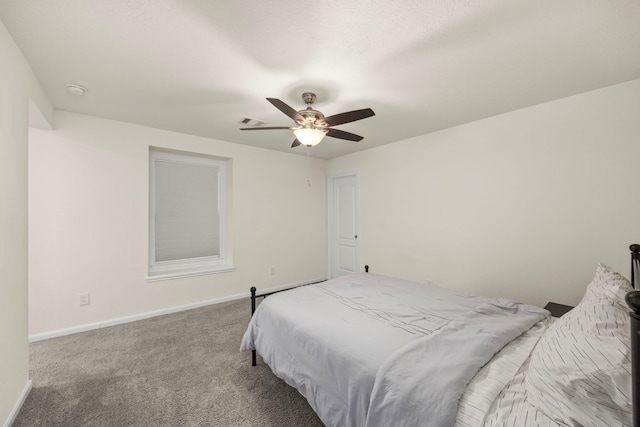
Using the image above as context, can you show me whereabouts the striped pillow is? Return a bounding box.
[581,263,633,305]
[524,265,633,427]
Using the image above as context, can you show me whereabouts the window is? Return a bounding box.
[148,148,232,280]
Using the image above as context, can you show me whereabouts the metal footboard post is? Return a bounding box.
[250,286,257,366]
[631,244,639,289]
[629,244,640,427]
[628,291,640,427]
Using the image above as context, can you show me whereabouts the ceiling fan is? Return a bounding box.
[240,92,375,148]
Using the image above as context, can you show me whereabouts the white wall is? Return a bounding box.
[27,79,640,337]
[0,19,53,427]
[28,111,327,336]
[328,79,640,307]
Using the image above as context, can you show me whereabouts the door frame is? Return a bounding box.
[327,172,360,279]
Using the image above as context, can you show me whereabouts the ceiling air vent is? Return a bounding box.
[239,117,266,127]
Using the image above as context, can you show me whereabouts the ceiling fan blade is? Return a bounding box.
[291,139,301,148]
[266,98,304,123]
[324,128,364,142]
[240,127,292,130]
[324,108,375,126]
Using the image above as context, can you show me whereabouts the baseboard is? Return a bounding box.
[28,277,326,343]
[3,380,32,427]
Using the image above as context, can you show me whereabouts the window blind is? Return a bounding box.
[154,159,220,262]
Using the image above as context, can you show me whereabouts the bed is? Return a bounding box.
[241,245,640,427]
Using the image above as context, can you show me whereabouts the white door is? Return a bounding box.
[329,173,359,278]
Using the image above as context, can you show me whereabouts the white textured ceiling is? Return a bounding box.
[1,0,639,159]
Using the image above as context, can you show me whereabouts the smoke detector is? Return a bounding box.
[65,83,87,96]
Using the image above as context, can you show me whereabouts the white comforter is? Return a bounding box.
[240,273,547,427]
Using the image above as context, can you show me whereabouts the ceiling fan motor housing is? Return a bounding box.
[297,93,326,128]
[298,108,327,128]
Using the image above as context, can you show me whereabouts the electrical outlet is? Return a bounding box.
[269,267,276,276]
[78,292,90,306]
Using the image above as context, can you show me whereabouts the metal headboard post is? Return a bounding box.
[631,244,640,289]
[628,244,640,427]
[627,291,640,427]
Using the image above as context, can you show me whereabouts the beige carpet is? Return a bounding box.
[14,299,324,426]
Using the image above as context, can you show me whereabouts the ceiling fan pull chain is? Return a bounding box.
[306,146,312,187]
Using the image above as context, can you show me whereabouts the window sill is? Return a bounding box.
[146,265,235,282]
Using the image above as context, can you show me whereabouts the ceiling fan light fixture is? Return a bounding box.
[293,127,325,146]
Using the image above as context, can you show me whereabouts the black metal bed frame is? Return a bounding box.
[248,280,325,366]
[247,250,640,426]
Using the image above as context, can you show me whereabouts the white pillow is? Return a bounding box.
[525,264,633,427]
[580,262,633,305]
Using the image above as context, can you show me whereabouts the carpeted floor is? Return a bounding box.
[14,299,324,426]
